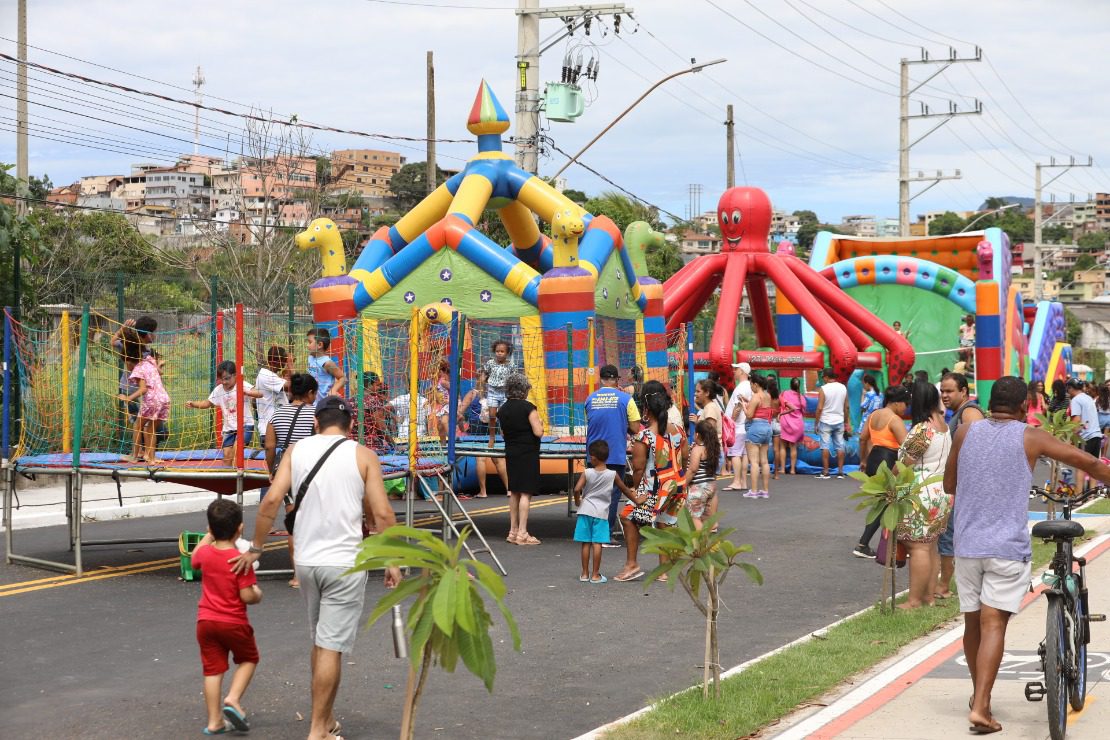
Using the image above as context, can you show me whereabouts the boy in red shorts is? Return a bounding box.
[191,498,263,734]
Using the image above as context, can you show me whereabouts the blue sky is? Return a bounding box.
[2,0,1108,225]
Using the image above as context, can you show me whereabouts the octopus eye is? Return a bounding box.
[731,210,742,224]
[720,211,727,224]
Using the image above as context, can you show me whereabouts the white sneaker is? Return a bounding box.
[815,473,831,480]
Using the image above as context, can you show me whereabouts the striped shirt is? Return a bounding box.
[269,403,316,450]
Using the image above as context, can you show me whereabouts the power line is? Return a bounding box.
[364,0,510,8]
[873,0,975,48]
[630,15,892,168]
[0,53,473,146]
[547,140,684,222]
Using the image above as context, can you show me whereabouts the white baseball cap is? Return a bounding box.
[731,362,752,374]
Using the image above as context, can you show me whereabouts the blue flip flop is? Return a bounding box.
[202,723,231,735]
[222,705,250,732]
[590,575,608,584]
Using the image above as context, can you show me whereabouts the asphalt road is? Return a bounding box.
[0,475,954,739]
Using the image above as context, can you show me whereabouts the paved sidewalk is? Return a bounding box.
[1,477,221,531]
[771,524,1110,740]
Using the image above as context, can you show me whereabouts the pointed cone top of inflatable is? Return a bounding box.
[467,80,510,136]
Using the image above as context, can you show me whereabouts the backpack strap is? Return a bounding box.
[287,438,349,525]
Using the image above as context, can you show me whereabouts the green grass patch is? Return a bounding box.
[1079,499,1110,515]
[605,530,1096,740]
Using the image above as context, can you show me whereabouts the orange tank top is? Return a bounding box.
[869,414,901,450]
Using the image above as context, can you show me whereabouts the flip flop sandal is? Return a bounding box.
[202,722,232,735]
[518,534,541,545]
[579,575,590,582]
[968,720,1001,735]
[590,575,608,584]
[222,705,249,732]
[614,570,644,582]
[328,720,342,735]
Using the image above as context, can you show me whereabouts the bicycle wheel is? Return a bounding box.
[1070,595,1087,711]
[1045,597,1069,740]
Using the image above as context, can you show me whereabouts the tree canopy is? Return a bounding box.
[390,162,449,212]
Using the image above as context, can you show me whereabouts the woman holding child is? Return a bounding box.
[895,381,952,609]
[615,380,685,583]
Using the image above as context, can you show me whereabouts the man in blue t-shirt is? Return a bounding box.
[1067,378,1104,490]
[585,365,641,546]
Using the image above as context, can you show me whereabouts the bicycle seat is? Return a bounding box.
[1031,520,1085,540]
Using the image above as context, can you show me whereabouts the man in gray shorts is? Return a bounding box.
[944,376,1110,735]
[235,396,401,739]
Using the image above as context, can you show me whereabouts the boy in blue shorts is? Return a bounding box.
[574,440,637,584]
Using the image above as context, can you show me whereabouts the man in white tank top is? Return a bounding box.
[234,396,400,740]
[815,367,852,478]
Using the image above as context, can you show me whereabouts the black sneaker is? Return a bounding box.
[853,545,876,559]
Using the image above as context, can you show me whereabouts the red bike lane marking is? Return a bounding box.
[807,535,1110,740]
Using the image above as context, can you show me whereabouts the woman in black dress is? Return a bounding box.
[498,373,544,545]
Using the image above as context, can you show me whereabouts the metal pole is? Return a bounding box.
[725,104,735,189]
[686,322,696,441]
[72,306,90,577]
[235,303,245,503]
[61,311,71,453]
[447,314,461,467]
[15,0,28,216]
[1034,163,1043,301]
[586,316,596,395]
[426,51,437,195]
[356,319,366,445]
[287,282,295,358]
[566,322,575,436]
[899,59,909,237]
[2,309,11,462]
[210,277,219,390]
[515,0,540,174]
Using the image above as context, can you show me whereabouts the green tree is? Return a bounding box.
[1077,231,1107,253]
[583,191,664,233]
[561,188,588,205]
[644,237,683,282]
[390,162,448,212]
[640,510,762,698]
[928,211,968,235]
[792,209,818,225]
[1042,224,1071,244]
[352,526,520,740]
[315,156,332,186]
[0,164,42,316]
[795,222,845,256]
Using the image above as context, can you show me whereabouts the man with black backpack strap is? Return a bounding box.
[234,396,400,740]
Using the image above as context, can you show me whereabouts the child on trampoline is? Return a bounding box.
[574,440,637,583]
[118,342,169,464]
[481,340,516,446]
[186,360,264,465]
[305,327,346,404]
[190,498,262,735]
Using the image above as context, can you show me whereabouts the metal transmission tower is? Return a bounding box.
[899,47,982,236]
[192,66,205,156]
[514,0,631,174]
[1033,156,1093,300]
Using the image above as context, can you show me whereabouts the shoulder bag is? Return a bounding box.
[284,438,349,534]
[271,403,306,475]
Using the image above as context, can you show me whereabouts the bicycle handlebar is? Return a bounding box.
[1029,485,1110,506]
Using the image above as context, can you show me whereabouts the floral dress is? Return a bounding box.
[896,422,952,543]
[623,428,685,526]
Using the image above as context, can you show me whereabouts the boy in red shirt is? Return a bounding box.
[191,498,263,734]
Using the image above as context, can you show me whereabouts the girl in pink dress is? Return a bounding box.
[120,352,170,464]
[778,378,806,475]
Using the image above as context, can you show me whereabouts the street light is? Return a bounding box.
[958,202,1019,233]
[551,58,727,179]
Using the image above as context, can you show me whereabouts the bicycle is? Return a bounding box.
[1023,485,1108,740]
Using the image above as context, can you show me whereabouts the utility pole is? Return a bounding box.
[426,51,436,195]
[899,47,982,236]
[1034,156,1093,300]
[192,66,205,156]
[16,0,28,215]
[514,1,630,174]
[725,104,735,190]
